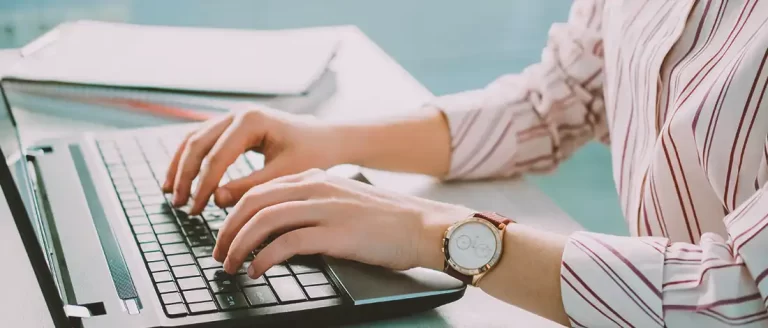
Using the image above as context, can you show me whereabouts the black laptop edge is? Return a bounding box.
[0,80,71,327]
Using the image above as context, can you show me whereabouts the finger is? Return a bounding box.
[247,227,330,278]
[213,169,330,261]
[213,157,314,207]
[190,118,261,214]
[162,131,194,192]
[172,115,234,206]
[222,200,336,274]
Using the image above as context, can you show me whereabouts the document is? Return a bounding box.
[8,20,339,96]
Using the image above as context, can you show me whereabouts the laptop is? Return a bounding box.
[0,80,465,327]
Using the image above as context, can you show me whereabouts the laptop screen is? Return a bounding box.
[0,85,39,239]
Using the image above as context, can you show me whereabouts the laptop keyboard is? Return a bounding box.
[96,135,339,318]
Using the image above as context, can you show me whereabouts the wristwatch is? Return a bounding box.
[442,212,512,286]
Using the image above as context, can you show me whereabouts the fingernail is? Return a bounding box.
[248,264,256,278]
[215,188,232,205]
[172,193,183,206]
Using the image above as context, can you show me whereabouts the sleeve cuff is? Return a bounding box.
[561,231,668,327]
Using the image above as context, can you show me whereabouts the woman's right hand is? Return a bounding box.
[162,108,347,215]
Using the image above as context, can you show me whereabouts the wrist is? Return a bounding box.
[326,108,451,176]
[416,207,474,272]
[326,123,372,166]
[417,220,451,271]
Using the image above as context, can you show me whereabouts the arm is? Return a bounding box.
[335,0,607,180]
[341,6,608,180]
[416,185,768,327]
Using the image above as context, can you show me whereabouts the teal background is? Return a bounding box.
[0,0,627,236]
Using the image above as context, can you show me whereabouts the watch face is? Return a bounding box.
[447,221,498,270]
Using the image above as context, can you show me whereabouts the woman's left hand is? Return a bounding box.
[212,168,473,278]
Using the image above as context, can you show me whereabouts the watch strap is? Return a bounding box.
[474,212,512,230]
[444,263,474,284]
[443,212,512,285]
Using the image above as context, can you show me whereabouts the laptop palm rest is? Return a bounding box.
[69,144,140,313]
[324,257,464,305]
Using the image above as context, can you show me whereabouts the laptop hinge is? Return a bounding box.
[63,304,96,318]
[63,302,108,323]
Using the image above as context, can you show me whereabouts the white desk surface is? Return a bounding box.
[2,26,580,327]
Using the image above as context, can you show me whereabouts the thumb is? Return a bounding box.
[214,163,282,207]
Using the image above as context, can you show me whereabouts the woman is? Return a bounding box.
[163,0,768,326]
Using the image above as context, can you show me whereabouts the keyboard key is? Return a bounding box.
[197,257,222,269]
[166,253,194,267]
[134,185,160,195]
[129,216,149,226]
[144,252,164,262]
[118,192,139,202]
[141,196,167,206]
[153,271,172,283]
[174,210,190,222]
[136,234,155,243]
[182,224,208,237]
[141,242,161,253]
[305,285,337,299]
[177,277,207,290]
[237,262,251,274]
[192,246,214,258]
[148,214,174,225]
[162,243,190,255]
[156,282,177,293]
[172,265,199,278]
[148,261,168,273]
[210,279,239,294]
[122,200,143,209]
[269,276,306,302]
[235,274,266,287]
[133,225,153,235]
[288,256,322,274]
[204,268,234,281]
[297,272,329,286]
[243,285,278,307]
[185,216,206,226]
[203,210,226,222]
[215,292,248,310]
[183,289,212,303]
[265,264,291,277]
[161,292,182,305]
[187,234,214,247]
[157,233,184,245]
[125,208,145,218]
[145,204,172,215]
[153,223,180,234]
[188,301,217,314]
[207,220,225,230]
[164,303,187,317]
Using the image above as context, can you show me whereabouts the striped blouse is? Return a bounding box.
[433,0,768,326]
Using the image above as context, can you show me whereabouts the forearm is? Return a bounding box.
[333,108,451,177]
[479,224,569,325]
[419,222,570,326]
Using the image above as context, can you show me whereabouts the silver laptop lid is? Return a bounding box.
[0,81,69,326]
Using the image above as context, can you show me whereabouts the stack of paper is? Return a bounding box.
[1,21,339,125]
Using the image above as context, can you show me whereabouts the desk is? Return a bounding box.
[3,26,580,327]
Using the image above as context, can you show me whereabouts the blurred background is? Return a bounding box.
[0,0,626,236]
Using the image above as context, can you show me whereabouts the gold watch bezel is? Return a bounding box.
[442,216,504,276]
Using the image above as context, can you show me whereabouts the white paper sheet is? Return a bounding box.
[9,21,339,96]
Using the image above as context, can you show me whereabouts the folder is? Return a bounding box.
[8,20,339,96]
